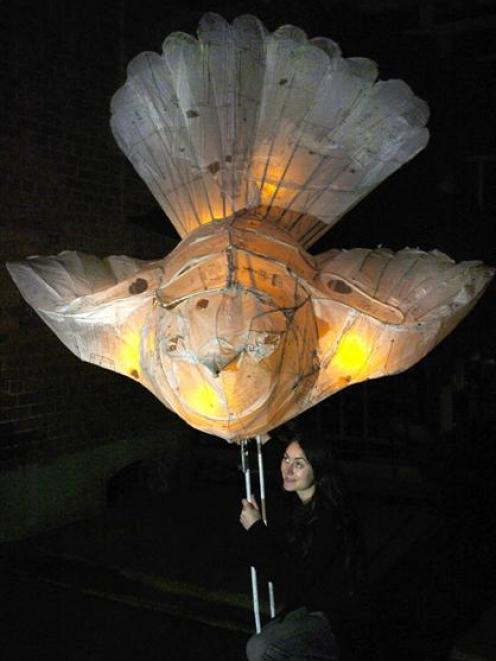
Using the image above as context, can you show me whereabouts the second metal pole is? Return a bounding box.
[256,435,276,619]
[241,439,261,634]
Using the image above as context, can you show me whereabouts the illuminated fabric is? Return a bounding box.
[7,14,494,442]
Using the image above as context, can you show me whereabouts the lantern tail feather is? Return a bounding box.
[111,13,429,247]
[6,251,164,385]
[311,246,495,402]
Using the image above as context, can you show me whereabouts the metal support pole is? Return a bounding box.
[241,439,261,634]
[256,436,276,619]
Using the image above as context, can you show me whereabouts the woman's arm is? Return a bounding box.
[237,498,287,579]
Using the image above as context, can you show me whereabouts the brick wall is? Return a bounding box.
[0,2,192,467]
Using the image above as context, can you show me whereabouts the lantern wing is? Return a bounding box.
[310,247,494,402]
[6,251,164,386]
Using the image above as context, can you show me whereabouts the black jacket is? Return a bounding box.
[239,500,357,623]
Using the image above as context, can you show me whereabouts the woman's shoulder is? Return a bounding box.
[312,498,341,527]
[302,499,343,548]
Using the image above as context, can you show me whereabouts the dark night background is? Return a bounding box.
[1,1,496,659]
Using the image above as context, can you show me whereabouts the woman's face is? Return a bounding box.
[281,441,316,502]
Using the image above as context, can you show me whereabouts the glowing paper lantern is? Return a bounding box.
[7,14,494,442]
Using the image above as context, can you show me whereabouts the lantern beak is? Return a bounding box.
[200,345,241,377]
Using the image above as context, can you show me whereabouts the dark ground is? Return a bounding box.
[2,448,496,661]
[1,573,247,661]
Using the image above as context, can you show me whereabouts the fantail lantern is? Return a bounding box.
[7,14,494,442]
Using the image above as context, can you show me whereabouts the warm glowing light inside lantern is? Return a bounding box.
[145,330,155,353]
[333,333,369,373]
[118,330,141,376]
[260,165,290,203]
[262,181,278,197]
[260,181,297,209]
[199,213,214,226]
[185,381,225,417]
[197,200,235,226]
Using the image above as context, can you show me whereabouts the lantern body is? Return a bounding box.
[143,215,319,438]
[6,13,495,442]
[7,211,493,442]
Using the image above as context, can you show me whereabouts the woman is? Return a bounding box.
[239,432,366,661]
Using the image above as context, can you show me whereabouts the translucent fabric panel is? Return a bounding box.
[110,13,429,247]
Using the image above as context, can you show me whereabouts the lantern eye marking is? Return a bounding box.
[165,335,183,353]
[196,298,209,309]
[328,279,351,294]
[128,278,148,294]
[207,161,220,175]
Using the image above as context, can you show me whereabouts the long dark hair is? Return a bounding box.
[283,430,367,592]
